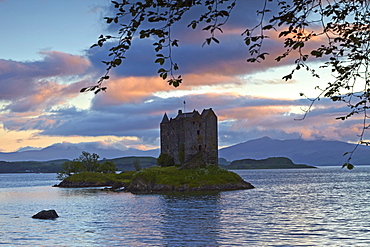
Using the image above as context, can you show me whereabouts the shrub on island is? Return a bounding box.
[55,171,135,188]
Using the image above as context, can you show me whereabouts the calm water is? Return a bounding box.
[0,167,369,246]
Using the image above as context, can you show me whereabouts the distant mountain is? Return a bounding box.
[1,137,369,166]
[219,136,370,166]
[0,142,160,162]
[0,157,158,173]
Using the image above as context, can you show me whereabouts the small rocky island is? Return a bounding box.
[55,109,255,192]
[55,165,255,192]
[227,157,316,169]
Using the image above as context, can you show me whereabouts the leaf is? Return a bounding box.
[262,25,273,30]
[311,50,323,57]
[204,38,211,46]
[219,10,229,17]
[212,37,219,44]
[155,58,165,65]
[342,163,354,170]
[113,58,122,66]
[203,25,212,31]
[104,17,113,24]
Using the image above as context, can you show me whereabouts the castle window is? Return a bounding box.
[197,130,200,135]
[199,145,202,151]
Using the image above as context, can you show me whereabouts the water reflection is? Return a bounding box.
[58,187,110,197]
[1,169,370,246]
[158,192,222,246]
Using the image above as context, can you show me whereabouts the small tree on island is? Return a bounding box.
[133,158,142,171]
[58,151,118,179]
[78,151,100,172]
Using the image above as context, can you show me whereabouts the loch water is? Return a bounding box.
[0,167,369,246]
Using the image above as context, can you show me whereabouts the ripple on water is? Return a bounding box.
[0,168,369,246]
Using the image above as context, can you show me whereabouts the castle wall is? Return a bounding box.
[160,108,218,165]
[202,110,218,165]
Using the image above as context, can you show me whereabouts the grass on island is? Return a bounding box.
[64,165,244,188]
[131,165,243,188]
[64,171,136,184]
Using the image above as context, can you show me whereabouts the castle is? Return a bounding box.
[160,108,218,166]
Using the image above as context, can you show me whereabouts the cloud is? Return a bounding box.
[88,0,310,89]
[1,1,367,153]
[90,76,171,105]
[0,51,91,112]
[3,91,364,149]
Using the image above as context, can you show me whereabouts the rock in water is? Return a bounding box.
[32,210,59,219]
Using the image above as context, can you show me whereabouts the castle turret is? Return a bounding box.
[161,113,169,123]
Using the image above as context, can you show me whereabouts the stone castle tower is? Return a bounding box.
[160,108,218,166]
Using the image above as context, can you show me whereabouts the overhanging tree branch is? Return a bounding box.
[83,0,370,168]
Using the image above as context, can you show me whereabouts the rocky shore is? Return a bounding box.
[54,178,254,192]
[126,179,254,193]
[54,180,126,189]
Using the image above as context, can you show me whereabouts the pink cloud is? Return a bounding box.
[92,76,171,106]
[217,101,364,142]
[0,51,92,112]
[38,50,91,76]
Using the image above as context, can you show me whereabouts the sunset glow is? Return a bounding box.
[0,0,368,153]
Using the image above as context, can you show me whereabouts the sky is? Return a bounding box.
[0,0,367,153]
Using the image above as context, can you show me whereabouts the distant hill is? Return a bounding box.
[0,157,157,173]
[0,142,160,162]
[227,157,316,169]
[1,136,369,167]
[0,159,68,173]
[219,136,370,166]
